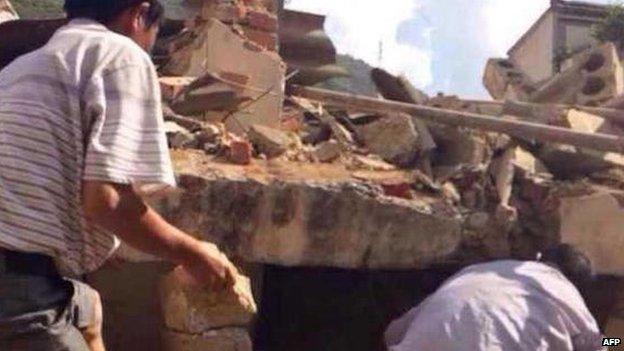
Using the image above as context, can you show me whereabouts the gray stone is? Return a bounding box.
[355,113,420,167]
[430,126,490,168]
[313,140,341,162]
[247,124,297,158]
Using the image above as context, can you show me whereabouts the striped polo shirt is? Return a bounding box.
[0,19,176,276]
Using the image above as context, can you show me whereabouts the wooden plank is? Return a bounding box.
[289,85,624,154]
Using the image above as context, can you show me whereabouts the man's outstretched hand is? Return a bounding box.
[178,242,239,291]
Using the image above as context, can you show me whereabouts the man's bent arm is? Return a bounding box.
[82,180,235,287]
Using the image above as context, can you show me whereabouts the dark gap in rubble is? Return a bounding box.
[253,266,623,351]
[582,76,607,95]
[497,60,514,69]
[253,264,463,351]
[583,53,606,73]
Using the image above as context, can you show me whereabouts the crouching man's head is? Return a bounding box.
[540,244,594,293]
[64,0,164,51]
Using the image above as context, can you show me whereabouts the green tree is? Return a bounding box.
[592,3,624,50]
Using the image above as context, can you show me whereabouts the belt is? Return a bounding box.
[0,248,60,277]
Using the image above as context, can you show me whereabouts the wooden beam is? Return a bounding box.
[462,98,624,125]
[289,85,624,154]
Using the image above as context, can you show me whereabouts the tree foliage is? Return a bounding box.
[592,3,624,49]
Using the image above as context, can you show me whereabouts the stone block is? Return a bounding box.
[313,140,341,162]
[163,18,285,133]
[430,126,489,168]
[355,113,420,167]
[247,124,297,158]
[160,268,257,333]
[162,329,252,351]
[483,58,534,101]
[558,189,624,275]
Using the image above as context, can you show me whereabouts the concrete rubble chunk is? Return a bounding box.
[538,109,624,176]
[483,58,535,101]
[355,114,420,168]
[162,328,252,351]
[0,0,17,24]
[164,18,284,133]
[160,267,257,333]
[531,43,624,106]
[429,126,490,168]
[558,189,624,275]
[248,124,298,158]
[171,72,252,116]
[155,150,463,269]
[313,140,341,162]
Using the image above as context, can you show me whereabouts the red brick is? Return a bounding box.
[241,26,278,51]
[229,139,253,165]
[247,9,278,32]
[381,182,413,200]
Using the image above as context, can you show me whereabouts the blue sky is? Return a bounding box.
[286,0,612,99]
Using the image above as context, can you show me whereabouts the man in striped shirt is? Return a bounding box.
[0,1,237,349]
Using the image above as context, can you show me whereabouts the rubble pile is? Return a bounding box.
[5,0,624,349]
[158,32,624,279]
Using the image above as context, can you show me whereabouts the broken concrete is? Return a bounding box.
[247,124,297,158]
[538,109,624,177]
[164,18,285,133]
[558,189,624,275]
[483,58,535,100]
[152,150,463,270]
[355,114,420,167]
[170,72,251,116]
[313,140,341,162]
[531,43,624,106]
[429,126,490,168]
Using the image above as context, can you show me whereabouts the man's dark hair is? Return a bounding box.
[64,0,165,27]
[540,244,594,291]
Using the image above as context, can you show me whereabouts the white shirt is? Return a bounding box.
[0,19,175,275]
[385,261,604,351]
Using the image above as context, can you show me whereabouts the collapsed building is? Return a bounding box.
[3,0,624,350]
